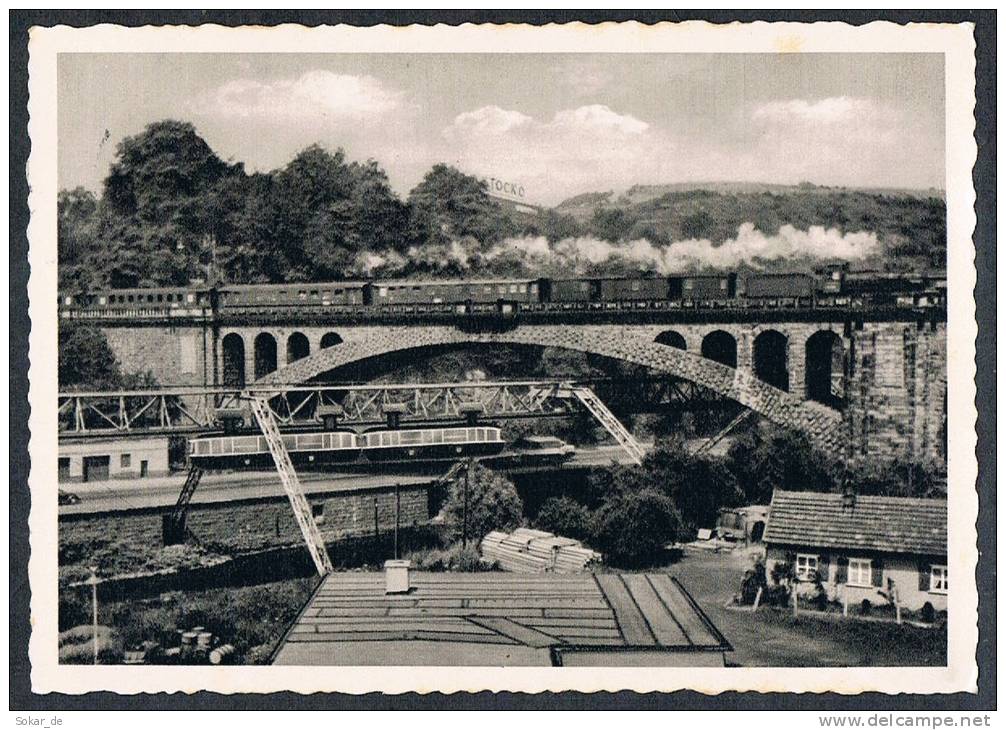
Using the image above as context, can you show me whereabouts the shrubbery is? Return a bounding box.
[534,496,592,541]
[443,464,523,544]
[407,543,497,572]
[590,490,682,568]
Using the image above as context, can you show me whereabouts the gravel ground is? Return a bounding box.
[666,547,947,667]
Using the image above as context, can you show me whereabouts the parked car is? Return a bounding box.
[58,489,81,505]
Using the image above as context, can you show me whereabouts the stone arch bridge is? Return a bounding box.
[254,324,845,453]
[100,319,946,462]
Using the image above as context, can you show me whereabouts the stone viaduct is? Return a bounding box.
[99,317,946,464]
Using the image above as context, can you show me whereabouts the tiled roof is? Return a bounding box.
[271,571,730,666]
[763,490,946,556]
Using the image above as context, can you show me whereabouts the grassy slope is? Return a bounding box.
[553,184,947,272]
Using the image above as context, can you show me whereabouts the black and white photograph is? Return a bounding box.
[17,16,986,702]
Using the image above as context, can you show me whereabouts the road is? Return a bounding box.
[57,441,717,516]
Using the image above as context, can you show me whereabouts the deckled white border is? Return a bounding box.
[26,20,979,695]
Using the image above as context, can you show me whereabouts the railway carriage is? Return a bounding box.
[744,273,815,307]
[218,281,369,310]
[59,286,211,316]
[598,277,670,302]
[369,278,539,306]
[669,274,737,303]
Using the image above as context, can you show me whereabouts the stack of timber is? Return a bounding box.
[481,527,601,573]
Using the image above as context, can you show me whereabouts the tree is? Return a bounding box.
[103,120,235,223]
[58,321,123,390]
[90,120,242,286]
[590,490,682,568]
[534,496,592,541]
[346,160,411,253]
[270,144,356,281]
[726,421,836,504]
[443,464,523,544]
[845,457,945,498]
[57,188,103,292]
[407,164,514,249]
[589,206,636,242]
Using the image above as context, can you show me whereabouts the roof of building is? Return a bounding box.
[271,571,730,667]
[763,490,947,556]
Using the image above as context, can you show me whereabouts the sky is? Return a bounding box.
[58,53,945,206]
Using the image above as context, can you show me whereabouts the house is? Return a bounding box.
[763,490,947,612]
[58,436,171,482]
[271,569,732,666]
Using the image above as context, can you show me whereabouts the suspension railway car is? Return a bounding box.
[187,424,505,469]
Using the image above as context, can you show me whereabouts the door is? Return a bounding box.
[140,460,149,477]
[82,455,110,482]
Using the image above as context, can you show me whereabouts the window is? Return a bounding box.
[579,282,589,292]
[311,503,325,525]
[684,280,694,290]
[120,453,131,468]
[631,281,641,292]
[795,553,819,581]
[846,558,872,587]
[720,279,728,290]
[930,565,948,593]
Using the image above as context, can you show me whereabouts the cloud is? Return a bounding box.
[751,96,875,125]
[196,70,405,120]
[552,105,649,135]
[441,105,668,204]
[451,106,533,134]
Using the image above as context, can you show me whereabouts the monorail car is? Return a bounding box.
[360,426,506,462]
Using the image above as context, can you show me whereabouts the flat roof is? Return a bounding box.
[271,571,730,667]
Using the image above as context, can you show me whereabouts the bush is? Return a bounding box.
[407,543,496,572]
[443,464,523,544]
[740,558,768,605]
[765,584,791,608]
[534,496,592,541]
[589,490,682,568]
[920,601,936,624]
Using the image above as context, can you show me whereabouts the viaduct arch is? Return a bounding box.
[257,324,844,452]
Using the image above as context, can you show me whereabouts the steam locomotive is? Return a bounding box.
[58,264,946,317]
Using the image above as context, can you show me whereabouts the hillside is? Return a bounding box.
[551,183,946,271]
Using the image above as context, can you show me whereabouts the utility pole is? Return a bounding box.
[87,566,99,665]
[394,483,401,559]
[462,459,471,549]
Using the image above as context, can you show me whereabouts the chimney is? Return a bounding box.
[841,482,857,510]
[384,559,411,594]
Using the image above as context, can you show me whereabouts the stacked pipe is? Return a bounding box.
[480,527,601,573]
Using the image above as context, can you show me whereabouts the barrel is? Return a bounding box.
[196,632,213,649]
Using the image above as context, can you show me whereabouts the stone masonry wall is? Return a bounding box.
[102,324,212,387]
[60,484,430,566]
